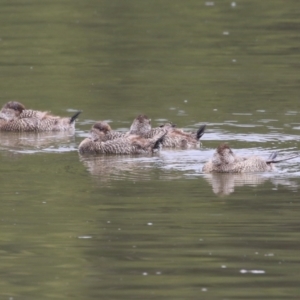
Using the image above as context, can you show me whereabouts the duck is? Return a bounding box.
[202,143,299,173]
[89,121,127,142]
[78,130,166,155]
[128,114,206,149]
[0,101,81,132]
[0,101,47,120]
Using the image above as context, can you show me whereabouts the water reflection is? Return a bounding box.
[204,173,299,196]
[0,131,76,154]
[204,173,268,195]
[79,150,205,184]
[80,145,300,190]
[79,154,162,183]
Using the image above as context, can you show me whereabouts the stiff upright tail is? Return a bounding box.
[266,152,300,164]
[70,111,82,124]
[267,151,278,162]
[196,124,206,140]
[153,132,167,151]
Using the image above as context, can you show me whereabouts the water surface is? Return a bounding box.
[0,1,300,299]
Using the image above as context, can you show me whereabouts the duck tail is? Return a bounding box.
[267,151,278,162]
[70,111,82,124]
[196,124,206,140]
[266,152,300,164]
[153,132,167,151]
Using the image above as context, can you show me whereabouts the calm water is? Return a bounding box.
[0,1,300,299]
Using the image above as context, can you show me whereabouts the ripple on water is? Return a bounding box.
[285,111,298,115]
[79,147,212,184]
[203,131,300,143]
[78,141,300,193]
[258,119,278,123]
[240,269,266,274]
[1,121,299,193]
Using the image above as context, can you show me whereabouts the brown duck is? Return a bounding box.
[0,101,81,132]
[89,121,127,142]
[203,143,299,173]
[86,117,205,150]
[129,114,206,149]
[78,130,166,155]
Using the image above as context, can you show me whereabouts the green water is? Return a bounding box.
[0,1,300,299]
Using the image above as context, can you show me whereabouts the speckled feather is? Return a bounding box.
[88,118,205,149]
[203,144,276,173]
[78,131,166,155]
[90,121,127,142]
[19,109,49,119]
[0,101,81,132]
[0,117,76,132]
[129,115,206,149]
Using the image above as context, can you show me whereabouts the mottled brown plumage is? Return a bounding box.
[0,101,81,132]
[203,143,299,173]
[129,114,152,135]
[129,114,206,149]
[0,101,47,120]
[90,121,127,142]
[78,131,166,155]
[1,101,25,114]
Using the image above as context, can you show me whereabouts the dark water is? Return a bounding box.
[0,1,300,299]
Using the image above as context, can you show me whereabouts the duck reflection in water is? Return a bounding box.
[204,173,299,196]
[0,131,76,153]
[203,143,299,173]
[79,155,163,183]
[0,101,81,132]
[204,173,268,196]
